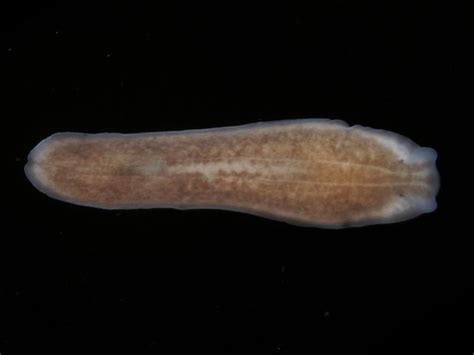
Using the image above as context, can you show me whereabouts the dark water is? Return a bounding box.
[3,1,471,354]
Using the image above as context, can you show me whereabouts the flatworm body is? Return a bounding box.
[25,119,440,228]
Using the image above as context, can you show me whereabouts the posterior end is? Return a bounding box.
[25,135,56,200]
[24,133,81,203]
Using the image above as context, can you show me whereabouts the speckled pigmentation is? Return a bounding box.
[25,119,440,228]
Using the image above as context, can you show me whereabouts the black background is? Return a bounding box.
[2,1,472,354]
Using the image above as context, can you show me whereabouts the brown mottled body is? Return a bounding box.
[25,119,439,228]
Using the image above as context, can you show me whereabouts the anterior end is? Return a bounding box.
[374,144,440,225]
[409,145,440,207]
